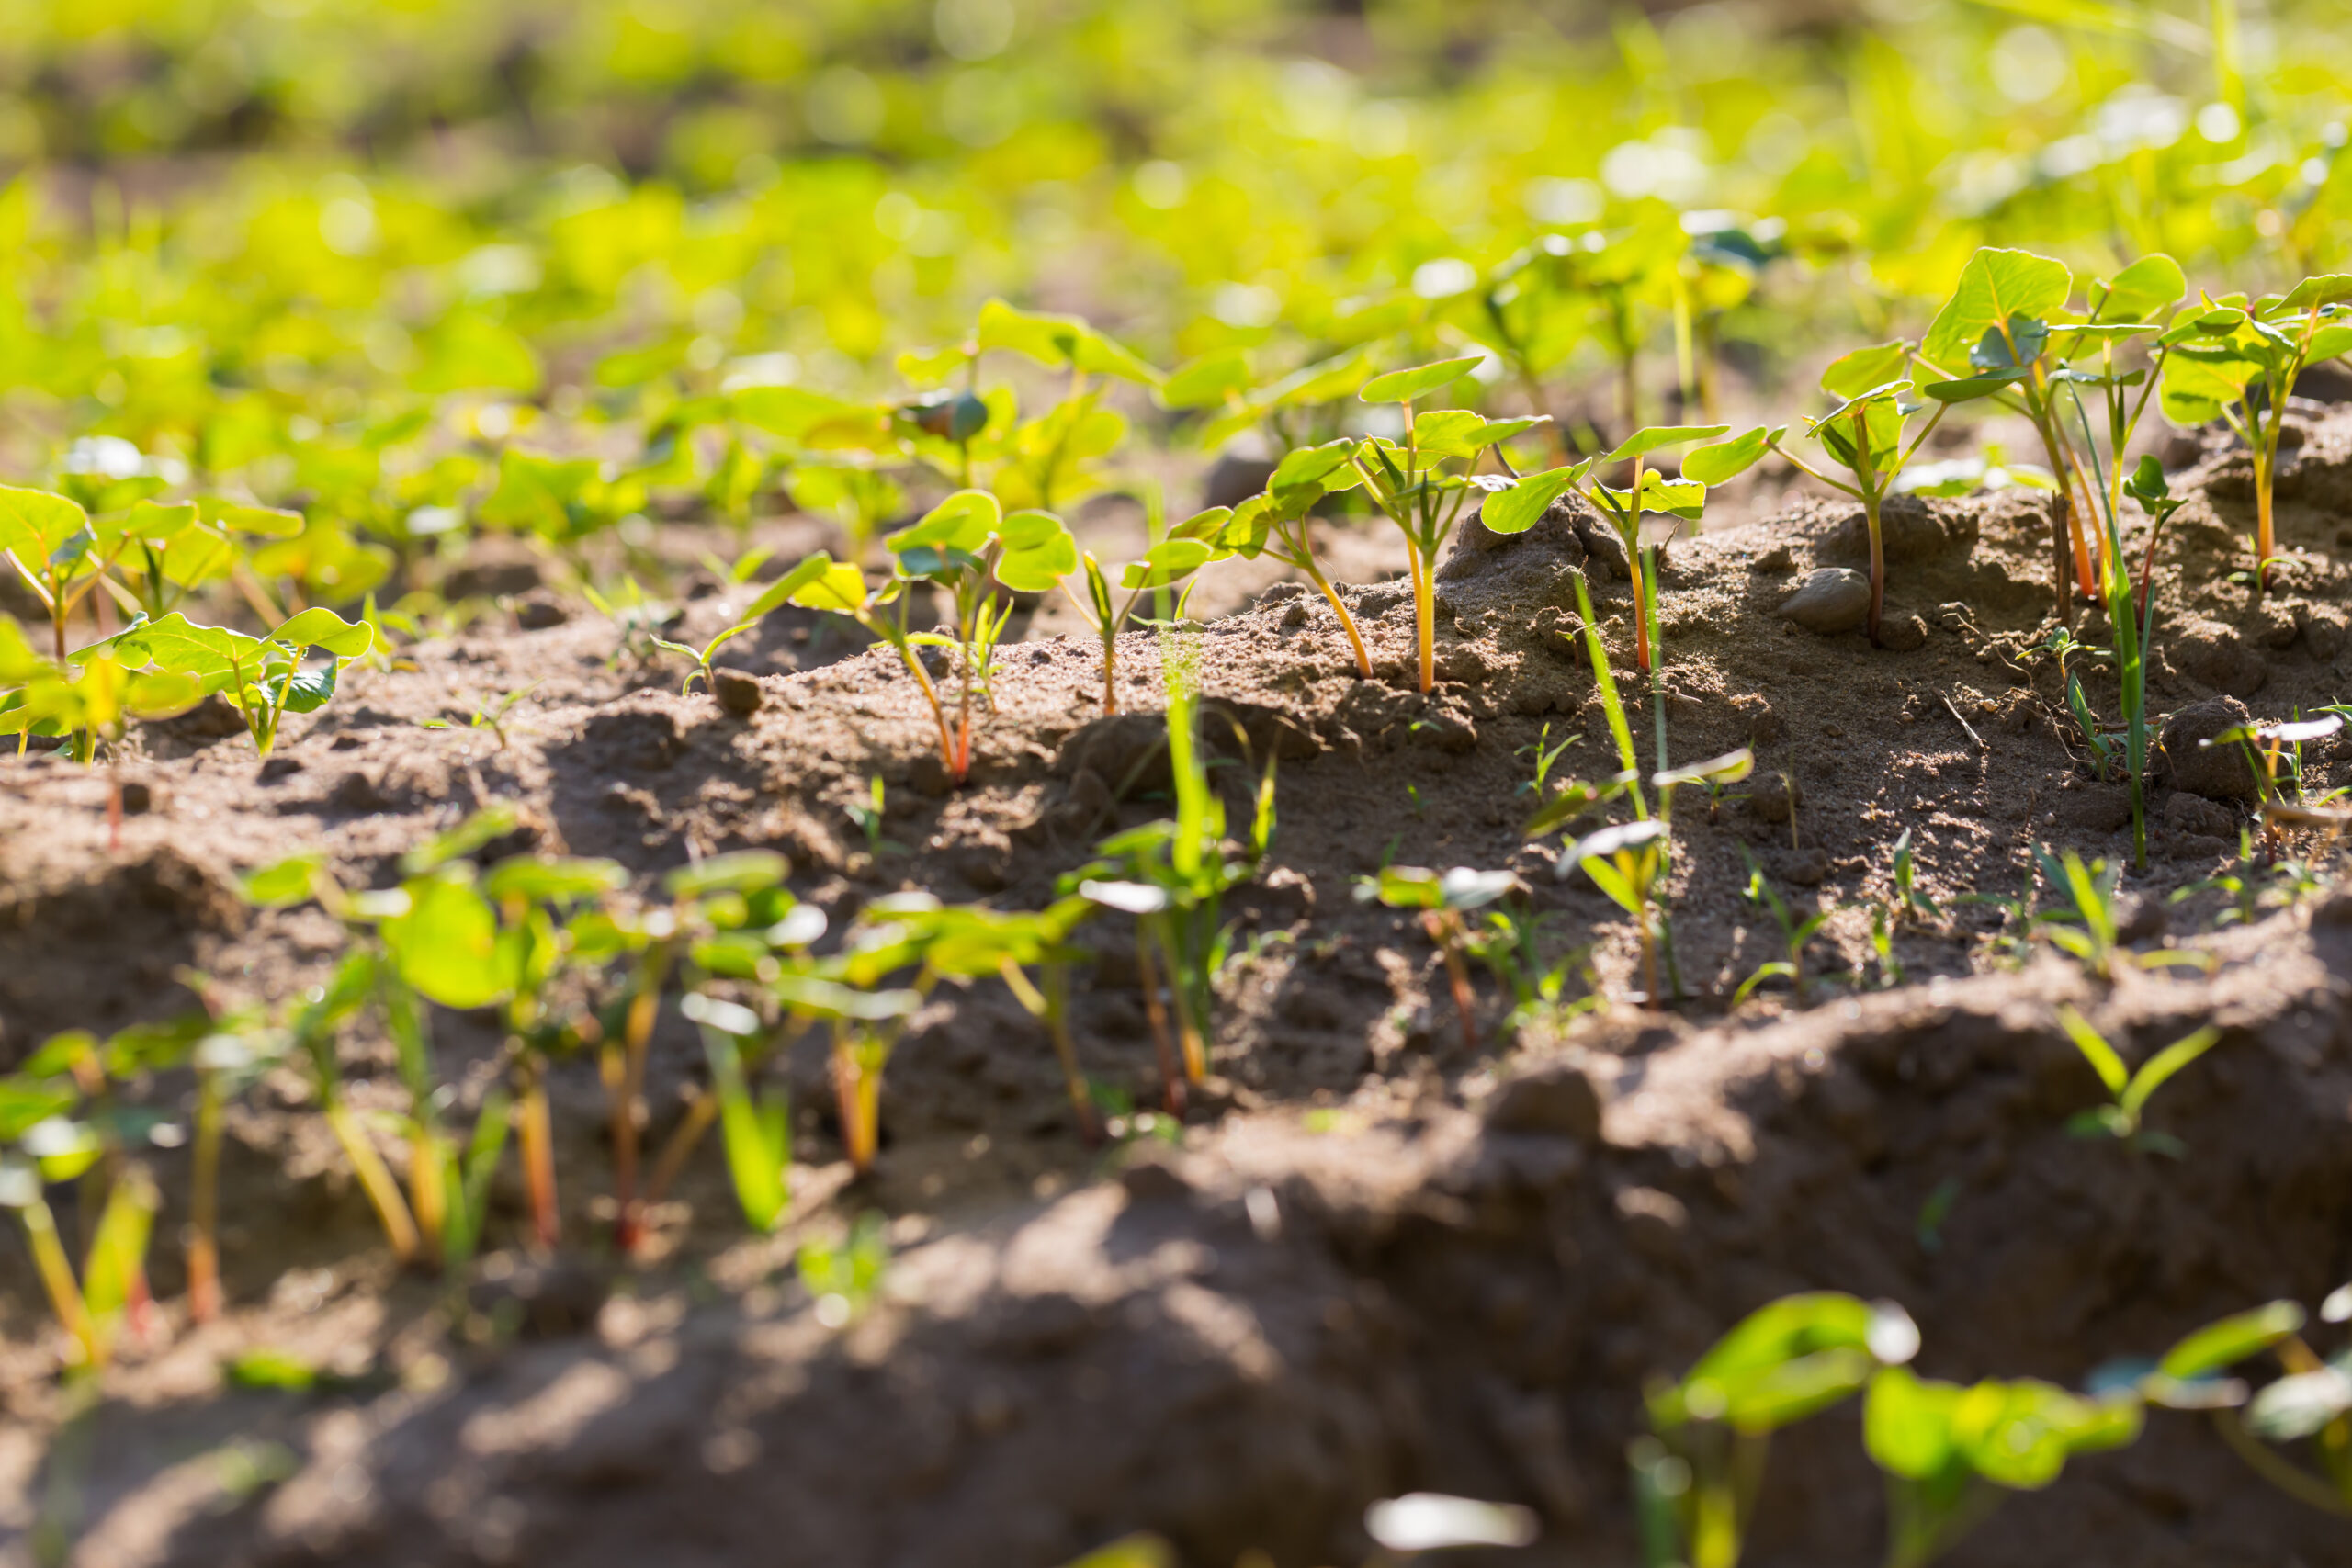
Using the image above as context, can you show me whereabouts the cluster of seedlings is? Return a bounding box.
[8,254,2352,1561]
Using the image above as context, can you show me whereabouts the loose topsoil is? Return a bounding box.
[8,409,2352,1566]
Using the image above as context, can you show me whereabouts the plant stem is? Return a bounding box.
[1864,489,1887,645]
[1409,546,1435,693]
[18,1199,94,1364]
[1300,549,1373,678]
[1428,914,1481,1054]
[324,1099,420,1264]
[187,1070,222,1323]
[2254,441,2276,595]
[1101,627,1117,714]
[1041,961,1100,1145]
[517,1072,559,1253]
[1135,927,1186,1115]
[644,1089,718,1206]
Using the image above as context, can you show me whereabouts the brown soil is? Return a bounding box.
[7,412,2352,1566]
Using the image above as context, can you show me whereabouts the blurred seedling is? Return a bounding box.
[677,993,793,1233]
[1864,1362,2142,1565]
[2113,1299,2351,1515]
[844,774,904,857]
[1464,906,1598,1037]
[797,1211,889,1328]
[1634,1292,1921,1568]
[1735,846,1834,1005]
[2055,1007,2221,1157]
[582,576,677,666]
[419,682,539,750]
[1357,865,1521,1054]
[0,1154,155,1375]
[2033,848,2206,979]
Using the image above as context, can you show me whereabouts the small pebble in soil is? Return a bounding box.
[257,755,304,783]
[1778,568,1871,635]
[120,781,153,815]
[712,668,764,716]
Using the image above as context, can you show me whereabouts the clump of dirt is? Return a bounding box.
[8,412,2352,1565]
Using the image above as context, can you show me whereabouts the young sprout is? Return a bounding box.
[1463,907,1597,1037]
[2122,1301,2345,1514]
[1061,509,1230,713]
[1891,828,1939,924]
[418,682,539,750]
[792,491,1074,784]
[1865,1364,2142,1566]
[1734,846,1833,1005]
[1561,818,1670,1004]
[0,1154,157,1374]
[1637,1292,1921,1568]
[2161,275,2352,593]
[650,552,837,694]
[679,993,792,1232]
[844,774,902,858]
[1349,355,1548,692]
[1356,865,1521,1054]
[1073,649,1277,1111]
[2202,714,2341,817]
[1217,441,1379,680]
[1765,344,1951,645]
[2033,848,2205,980]
[797,1211,889,1327]
[2055,1007,2222,1157]
[105,607,374,758]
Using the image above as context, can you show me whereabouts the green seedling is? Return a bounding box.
[1464,906,1598,1037]
[678,993,792,1232]
[844,774,902,857]
[0,1155,156,1375]
[2119,1300,2352,1516]
[1356,864,1521,1054]
[1865,1363,2142,1566]
[1735,846,1833,1005]
[1515,722,1582,802]
[790,491,1074,784]
[1349,355,1548,692]
[102,607,373,758]
[1073,647,1276,1111]
[797,1211,889,1327]
[582,576,676,666]
[2055,1007,2222,1157]
[2032,847,2203,979]
[1483,423,1758,694]
[1217,441,1379,679]
[1562,818,1670,1005]
[1062,509,1231,713]
[649,552,836,694]
[1891,829,1939,923]
[418,682,538,750]
[1765,343,1951,645]
[2161,275,2352,593]
[1637,1292,1920,1568]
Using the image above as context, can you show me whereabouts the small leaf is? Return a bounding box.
[2056,1006,2130,1099]
[1359,355,1483,404]
[2158,1301,2307,1381]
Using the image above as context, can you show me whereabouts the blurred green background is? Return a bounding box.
[0,0,2341,468]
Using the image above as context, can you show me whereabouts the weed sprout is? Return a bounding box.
[2055,1007,2222,1156]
